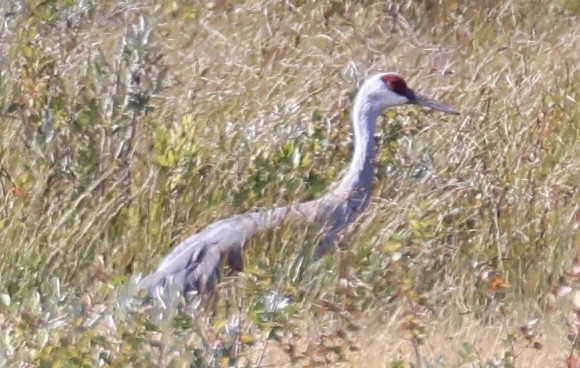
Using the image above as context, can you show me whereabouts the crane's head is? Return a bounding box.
[361,73,459,115]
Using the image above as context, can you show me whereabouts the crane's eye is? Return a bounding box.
[381,74,409,96]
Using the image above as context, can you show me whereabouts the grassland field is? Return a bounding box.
[0,0,579,367]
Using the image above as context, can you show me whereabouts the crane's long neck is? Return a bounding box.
[257,93,380,228]
[252,93,380,241]
[334,94,378,198]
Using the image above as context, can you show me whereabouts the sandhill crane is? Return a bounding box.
[138,73,459,297]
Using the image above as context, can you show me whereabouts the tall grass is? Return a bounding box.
[0,0,578,366]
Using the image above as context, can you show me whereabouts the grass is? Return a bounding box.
[0,0,579,366]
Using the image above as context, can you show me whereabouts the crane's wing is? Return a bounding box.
[138,212,264,295]
[137,198,351,297]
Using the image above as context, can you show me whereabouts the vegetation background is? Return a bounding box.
[0,0,578,366]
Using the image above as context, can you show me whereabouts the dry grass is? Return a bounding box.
[0,0,578,366]
[256,315,568,367]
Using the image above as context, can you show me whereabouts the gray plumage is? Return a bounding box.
[138,73,459,296]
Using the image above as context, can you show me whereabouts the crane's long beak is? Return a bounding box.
[407,89,460,115]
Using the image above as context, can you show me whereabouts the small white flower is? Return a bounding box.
[263,291,290,313]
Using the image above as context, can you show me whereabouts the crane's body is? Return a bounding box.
[138,73,459,295]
